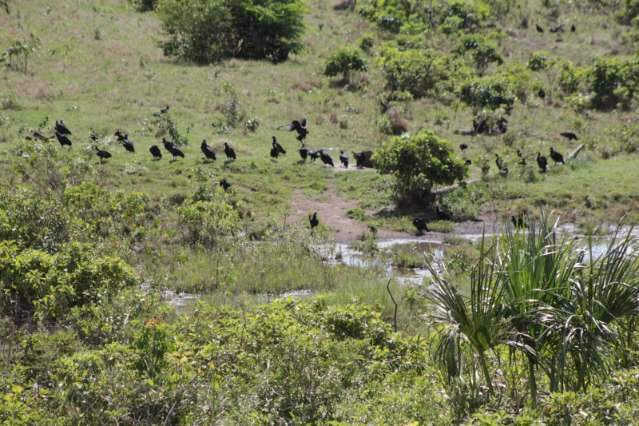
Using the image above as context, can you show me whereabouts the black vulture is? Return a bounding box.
[270,145,280,159]
[571,24,576,32]
[550,147,565,164]
[114,129,126,142]
[95,146,112,162]
[55,120,72,135]
[309,150,320,162]
[339,150,349,168]
[353,150,374,168]
[495,153,505,170]
[435,205,453,221]
[201,140,216,161]
[499,166,509,177]
[55,131,72,147]
[309,211,319,230]
[272,136,286,155]
[536,24,544,33]
[90,131,99,142]
[298,143,309,161]
[560,132,578,141]
[287,118,309,142]
[465,159,472,166]
[412,218,428,235]
[160,105,170,114]
[536,152,548,172]
[219,178,231,192]
[319,150,334,167]
[162,138,184,159]
[538,87,546,99]
[224,142,236,161]
[149,145,162,160]
[459,143,468,151]
[121,135,135,153]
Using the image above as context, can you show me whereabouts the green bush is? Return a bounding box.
[618,0,639,24]
[460,74,516,112]
[177,190,241,247]
[157,0,305,63]
[0,242,138,323]
[455,34,503,74]
[589,55,639,109]
[324,46,367,83]
[379,46,461,98]
[528,50,552,71]
[374,129,468,203]
[558,61,587,94]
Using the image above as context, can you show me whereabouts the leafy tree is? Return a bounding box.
[460,74,516,112]
[589,55,639,109]
[455,34,503,74]
[374,130,468,204]
[324,47,367,83]
[157,0,305,63]
[177,189,241,247]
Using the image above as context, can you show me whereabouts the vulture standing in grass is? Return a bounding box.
[319,150,334,167]
[560,131,578,141]
[272,136,286,156]
[55,131,72,147]
[163,138,184,159]
[309,212,319,230]
[413,218,428,235]
[55,120,72,135]
[339,150,349,168]
[459,143,468,151]
[121,135,135,153]
[149,145,162,160]
[298,142,309,161]
[95,146,112,162]
[536,152,548,172]
[201,140,216,161]
[550,147,565,164]
[224,142,236,161]
[219,178,231,192]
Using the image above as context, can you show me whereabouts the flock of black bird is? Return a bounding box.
[27,105,580,236]
[26,110,380,232]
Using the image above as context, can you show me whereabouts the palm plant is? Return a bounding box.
[426,238,510,394]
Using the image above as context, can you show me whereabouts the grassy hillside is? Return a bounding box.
[2,0,639,424]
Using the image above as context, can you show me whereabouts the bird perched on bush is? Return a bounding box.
[309,212,319,230]
[413,218,428,235]
[550,147,565,164]
[149,145,162,160]
[536,152,548,172]
[339,150,349,168]
[95,146,111,162]
[201,140,216,161]
[162,138,184,160]
[224,142,236,161]
[55,120,72,135]
[319,150,334,167]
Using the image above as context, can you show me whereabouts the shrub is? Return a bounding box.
[177,190,241,247]
[0,242,138,323]
[455,34,503,74]
[374,130,468,204]
[157,0,305,63]
[460,75,516,112]
[379,46,459,98]
[589,55,639,109]
[440,0,491,33]
[528,50,552,71]
[558,61,587,94]
[618,0,639,24]
[324,47,367,83]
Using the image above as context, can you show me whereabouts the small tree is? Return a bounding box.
[374,130,467,204]
[324,47,367,84]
